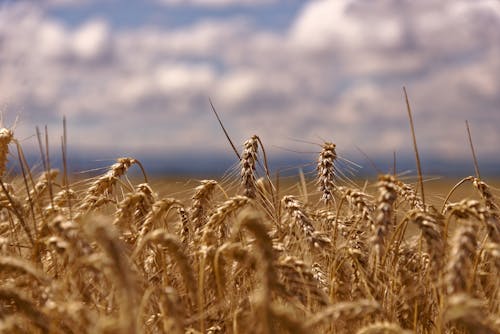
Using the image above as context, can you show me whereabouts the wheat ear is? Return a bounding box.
[0,127,13,177]
[234,209,276,334]
[304,299,380,329]
[240,135,259,198]
[80,157,141,211]
[190,180,218,234]
[371,174,397,265]
[86,219,136,334]
[0,255,49,284]
[407,210,445,270]
[445,222,477,295]
[317,142,338,204]
[201,195,250,245]
[133,229,197,305]
[356,322,412,334]
[0,287,68,333]
[445,293,498,334]
[282,195,331,249]
[137,198,183,242]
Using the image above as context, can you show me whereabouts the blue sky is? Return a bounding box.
[45,0,304,30]
[1,0,499,174]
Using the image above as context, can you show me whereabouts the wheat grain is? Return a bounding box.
[282,195,331,249]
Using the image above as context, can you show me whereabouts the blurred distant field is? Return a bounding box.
[148,175,500,206]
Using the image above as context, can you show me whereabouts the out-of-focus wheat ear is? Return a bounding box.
[0,127,13,177]
[445,222,477,295]
[28,169,59,206]
[282,195,331,249]
[370,174,397,269]
[79,157,142,212]
[137,198,183,243]
[137,285,156,334]
[472,178,500,244]
[113,192,145,229]
[159,287,185,334]
[0,315,30,333]
[190,180,218,236]
[213,242,230,300]
[86,218,136,334]
[201,195,251,246]
[473,178,499,212]
[53,188,77,208]
[395,180,425,211]
[445,293,498,334]
[408,209,445,271]
[304,299,381,330]
[213,241,252,301]
[240,135,259,199]
[340,187,375,229]
[234,210,277,292]
[234,209,276,334]
[277,256,330,306]
[268,304,306,334]
[134,183,156,222]
[483,241,500,272]
[0,255,49,284]
[133,229,197,306]
[444,199,487,250]
[0,287,53,333]
[317,142,338,205]
[356,321,412,334]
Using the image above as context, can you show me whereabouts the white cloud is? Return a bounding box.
[290,0,362,49]
[290,0,402,50]
[71,19,111,61]
[37,20,69,59]
[155,63,216,93]
[218,70,261,106]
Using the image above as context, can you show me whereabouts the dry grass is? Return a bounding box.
[0,126,499,334]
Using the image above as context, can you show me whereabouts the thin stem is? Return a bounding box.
[465,120,481,179]
[403,87,425,208]
[209,98,240,160]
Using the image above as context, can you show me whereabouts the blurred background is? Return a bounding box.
[0,0,499,176]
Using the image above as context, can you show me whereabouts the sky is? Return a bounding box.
[0,0,499,174]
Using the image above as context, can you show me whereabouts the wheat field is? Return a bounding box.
[0,127,499,334]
